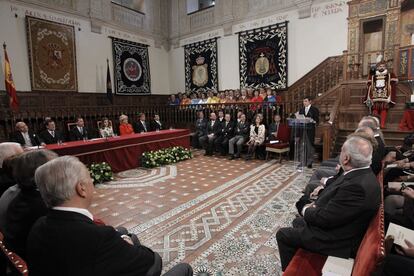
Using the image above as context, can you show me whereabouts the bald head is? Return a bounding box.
[0,142,23,168]
[15,122,28,133]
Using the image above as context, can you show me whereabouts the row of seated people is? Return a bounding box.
[193,110,289,160]
[168,87,281,106]
[9,113,165,147]
[0,143,193,275]
[277,115,414,275]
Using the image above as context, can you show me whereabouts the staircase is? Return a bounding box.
[283,53,412,160]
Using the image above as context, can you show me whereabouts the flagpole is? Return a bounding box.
[3,42,15,131]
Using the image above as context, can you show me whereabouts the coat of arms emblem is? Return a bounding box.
[192,56,208,87]
[255,53,270,76]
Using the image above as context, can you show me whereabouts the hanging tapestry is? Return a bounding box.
[112,38,151,95]
[239,21,288,90]
[26,16,78,92]
[184,38,218,93]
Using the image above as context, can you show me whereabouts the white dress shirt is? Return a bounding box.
[305,105,311,115]
[21,132,33,147]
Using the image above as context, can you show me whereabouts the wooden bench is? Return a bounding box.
[284,171,385,276]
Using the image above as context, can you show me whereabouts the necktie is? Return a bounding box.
[51,131,55,137]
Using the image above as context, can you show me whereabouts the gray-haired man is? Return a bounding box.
[276,136,381,271]
[28,156,193,276]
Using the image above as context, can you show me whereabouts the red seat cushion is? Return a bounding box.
[266,142,289,149]
[351,204,385,276]
[283,248,327,276]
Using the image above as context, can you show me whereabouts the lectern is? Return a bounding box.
[287,117,315,171]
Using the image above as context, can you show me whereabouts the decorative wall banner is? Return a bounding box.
[184,38,218,93]
[112,37,151,95]
[239,21,288,90]
[26,16,78,92]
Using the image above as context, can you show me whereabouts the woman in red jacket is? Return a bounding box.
[119,114,134,136]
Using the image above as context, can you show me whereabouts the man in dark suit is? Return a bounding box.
[298,96,319,168]
[214,113,234,155]
[134,113,149,133]
[70,117,89,141]
[11,122,42,147]
[358,116,386,176]
[27,156,193,276]
[39,119,64,144]
[268,114,290,142]
[199,112,221,156]
[150,114,163,131]
[228,113,249,159]
[276,136,381,271]
[193,111,207,149]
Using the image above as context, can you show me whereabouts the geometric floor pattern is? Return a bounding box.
[90,150,313,275]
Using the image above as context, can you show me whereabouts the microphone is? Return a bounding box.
[33,134,41,148]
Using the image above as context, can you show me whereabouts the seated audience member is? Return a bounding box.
[358,116,387,175]
[382,245,414,276]
[11,121,41,147]
[236,111,243,123]
[200,112,220,156]
[214,113,234,155]
[212,91,220,103]
[70,117,89,141]
[229,114,249,159]
[119,114,134,136]
[199,92,208,104]
[217,110,225,124]
[268,114,289,142]
[300,128,378,202]
[3,149,58,258]
[0,143,23,227]
[99,117,114,138]
[150,114,164,131]
[180,94,192,106]
[190,93,200,106]
[238,89,249,103]
[193,111,207,149]
[401,132,414,152]
[245,114,265,160]
[264,88,276,105]
[39,119,64,144]
[168,94,180,105]
[385,184,414,231]
[27,156,193,276]
[250,90,263,112]
[0,142,23,195]
[276,136,381,271]
[133,113,149,133]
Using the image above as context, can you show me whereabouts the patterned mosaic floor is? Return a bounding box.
[90,151,313,276]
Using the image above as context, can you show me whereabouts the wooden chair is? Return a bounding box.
[265,123,291,163]
[67,122,77,132]
[97,120,113,130]
[0,231,28,276]
[265,142,290,163]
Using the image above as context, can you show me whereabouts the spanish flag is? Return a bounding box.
[3,43,19,112]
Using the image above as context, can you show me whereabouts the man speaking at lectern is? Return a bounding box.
[298,96,319,168]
